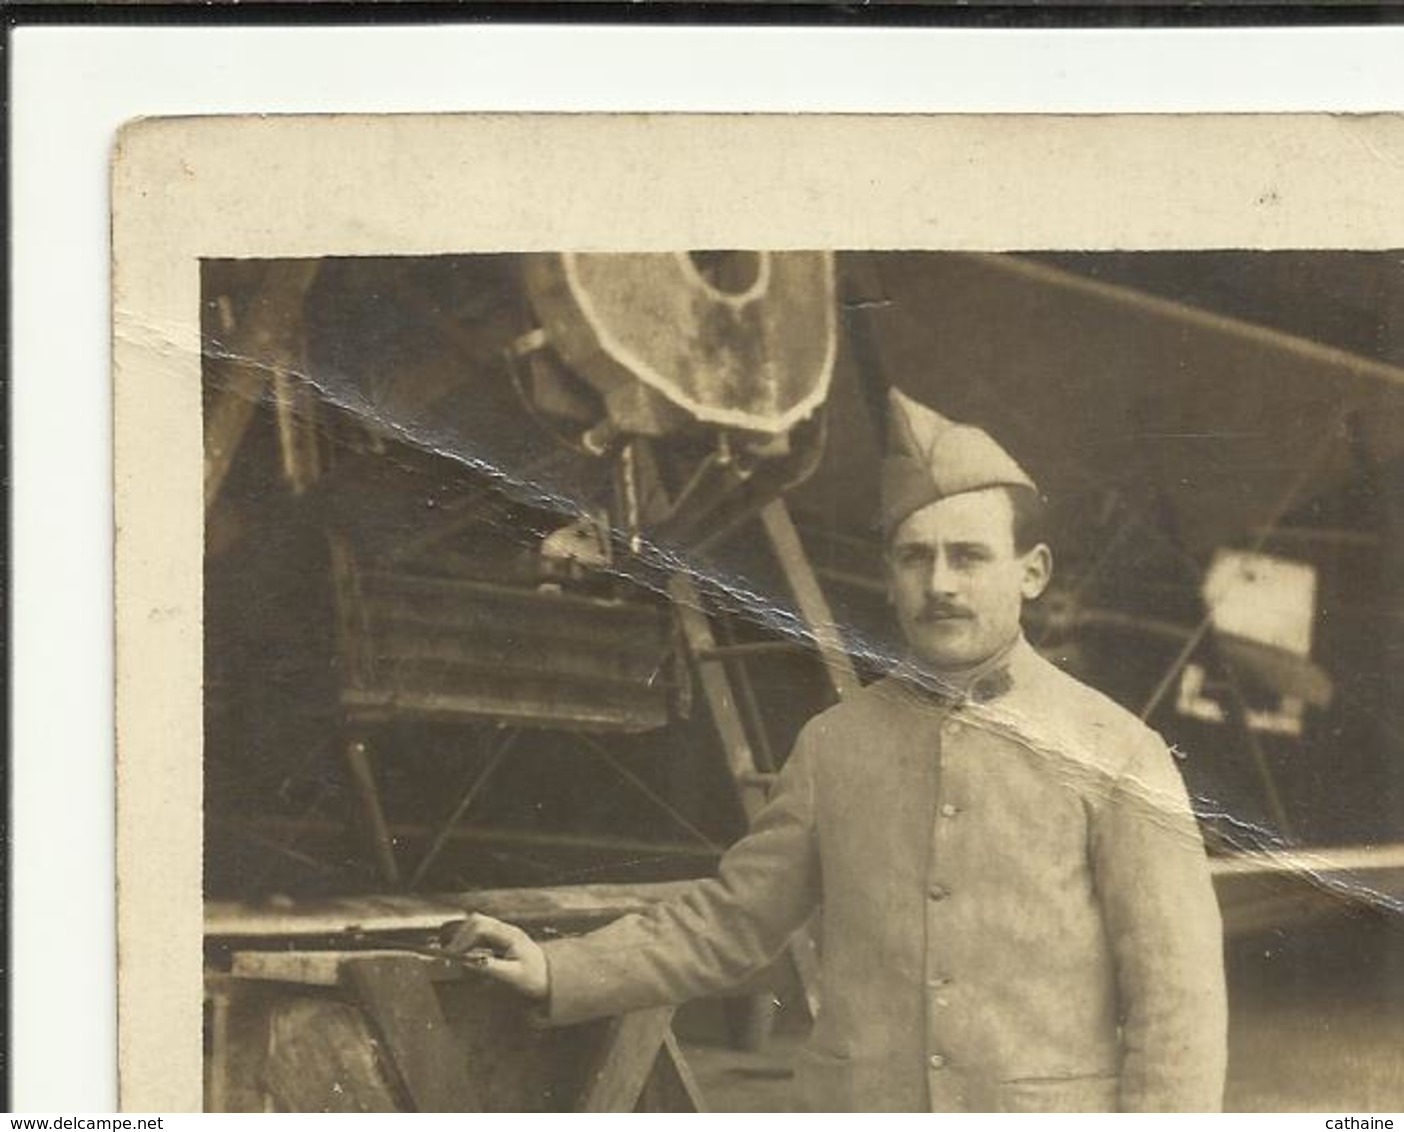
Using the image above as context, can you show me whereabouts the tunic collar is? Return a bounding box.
[886,631,1028,708]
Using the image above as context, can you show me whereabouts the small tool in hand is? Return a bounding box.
[436,919,514,968]
[341,925,504,969]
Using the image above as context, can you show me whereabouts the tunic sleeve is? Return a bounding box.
[539,725,823,1026]
[1089,732,1228,1112]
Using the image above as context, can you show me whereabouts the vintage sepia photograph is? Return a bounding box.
[111,115,1404,1113]
[196,248,1404,1113]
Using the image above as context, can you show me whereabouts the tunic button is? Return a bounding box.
[929,1054,947,1070]
[940,803,959,817]
[928,884,949,901]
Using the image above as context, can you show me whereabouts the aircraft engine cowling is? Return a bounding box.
[521,251,837,440]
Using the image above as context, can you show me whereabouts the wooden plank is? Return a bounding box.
[636,1031,708,1113]
[264,997,401,1112]
[1212,844,1404,936]
[362,570,663,621]
[208,845,1404,942]
[365,633,665,686]
[270,368,320,495]
[204,975,281,1113]
[203,376,264,512]
[669,570,825,1022]
[343,738,401,887]
[207,880,699,939]
[759,499,861,700]
[696,640,807,660]
[1209,842,1404,878]
[343,955,482,1112]
[712,615,778,774]
[410,735,516,888]
[437,978,565,1111]
[204,259,321,511]
[668,575,768,819]
[575,1006,675,1112]
[342,685,664,733]
[231,949,468,987]
[204,979,232,1112]
[221,815,717,872]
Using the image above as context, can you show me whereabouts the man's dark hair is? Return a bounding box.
[1008,485,1050,555]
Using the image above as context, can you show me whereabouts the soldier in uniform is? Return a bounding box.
[450,388,1229,1112]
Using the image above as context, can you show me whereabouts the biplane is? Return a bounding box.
[200,250,1404,1111]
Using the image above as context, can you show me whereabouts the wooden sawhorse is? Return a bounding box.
[208,949,705,1112]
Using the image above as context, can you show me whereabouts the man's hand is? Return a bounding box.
[441,913,549,1001]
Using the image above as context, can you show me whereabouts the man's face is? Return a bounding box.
[887,488,1051,669]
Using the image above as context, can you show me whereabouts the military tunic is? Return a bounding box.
[541,637,1228,1112]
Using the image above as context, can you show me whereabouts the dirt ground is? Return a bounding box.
[679,908,1404,1113]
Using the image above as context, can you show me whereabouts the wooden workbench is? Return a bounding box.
[204,884,708,1112]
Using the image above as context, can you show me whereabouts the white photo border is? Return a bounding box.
[13,23,1404,1114]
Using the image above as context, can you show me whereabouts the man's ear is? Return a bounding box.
[1020,543,1053,601]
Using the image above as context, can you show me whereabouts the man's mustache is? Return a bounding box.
[917,603,975,622]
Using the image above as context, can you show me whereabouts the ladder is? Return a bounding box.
[668,498,860,1041]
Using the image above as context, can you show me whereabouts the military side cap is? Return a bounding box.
[881,387,1037,539]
